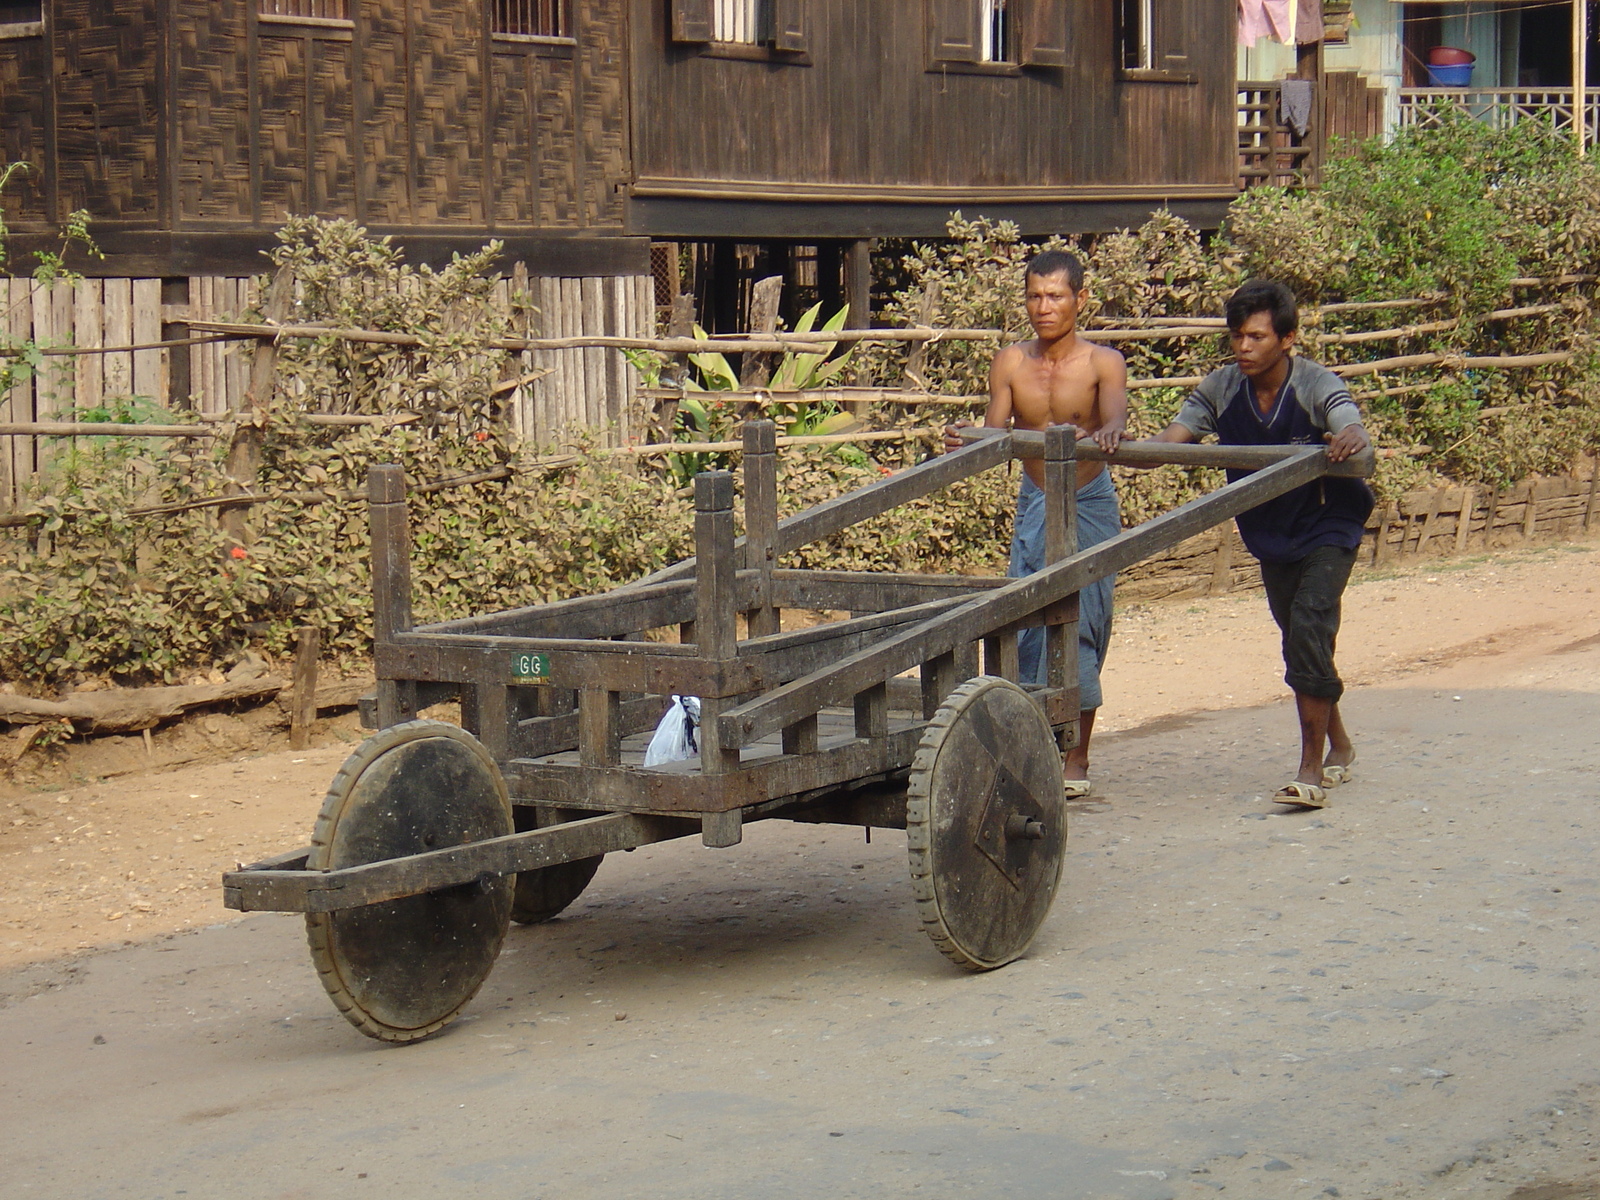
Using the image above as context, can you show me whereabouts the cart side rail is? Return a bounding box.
[625,432,1015,591]
[716,448,1342,749]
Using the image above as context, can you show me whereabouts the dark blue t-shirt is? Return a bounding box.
[1174,357,1374,564]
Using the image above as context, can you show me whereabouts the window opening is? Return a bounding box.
[1119,0,1152,70]
[714,0,770,45]
[259,0,350,18]
[979,0,1011,64]
[0,2,42,24]
[494,0,566,38]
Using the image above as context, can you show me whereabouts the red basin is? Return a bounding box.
[1428,46,1476,66]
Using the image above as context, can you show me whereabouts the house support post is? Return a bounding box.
[1577,0,1589,156]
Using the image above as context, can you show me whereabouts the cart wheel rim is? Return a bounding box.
[907,676,1068,971]
[305,720,513,1042]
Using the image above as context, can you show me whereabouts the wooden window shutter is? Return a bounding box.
[770,0,808,52]
[1156,0,1191,71]
[1015,0,1068,66]
[671,0,713,43]
[928,0,981,63]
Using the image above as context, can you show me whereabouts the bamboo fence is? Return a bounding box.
[0,273,1593,527]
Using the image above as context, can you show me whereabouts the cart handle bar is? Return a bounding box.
[717,448,1353,749]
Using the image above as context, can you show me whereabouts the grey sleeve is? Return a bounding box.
[1308,370,1363,433]
[1172,375,1223,437]
[1320,389,1363,434]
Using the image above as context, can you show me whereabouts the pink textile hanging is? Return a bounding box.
[1239,0,1295,45]
[1296,0,1324,43]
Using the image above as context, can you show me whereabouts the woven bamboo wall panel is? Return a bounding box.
[0,33,49,227]
[258,34,311,220]
[577,2,626,228]
[409,0,484,224]
[361,0,412,226]
[256,31,357,221]
[311,35,356,213]
[51,0,161,221]
[47,1,629,239]
[490,46,580,227]
[175,1,253,222]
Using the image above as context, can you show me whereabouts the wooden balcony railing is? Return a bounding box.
[1239,81,1315,190]
[1398,87,1600,143]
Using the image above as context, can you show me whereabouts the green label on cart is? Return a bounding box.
[511,652,551,683]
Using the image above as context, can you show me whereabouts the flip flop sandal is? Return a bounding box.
[1273,781,1327,808]
[1322,753,1357,788]
[1063,778,1094,799]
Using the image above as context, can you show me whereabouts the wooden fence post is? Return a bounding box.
[221,264,293,550]
[289,625,320,751]
[1455,487,1476,555]
[693,470,743,846]
[739,275,784,388]
[369,464,418,729]
[903,281,942,390]
[742,419,779,639]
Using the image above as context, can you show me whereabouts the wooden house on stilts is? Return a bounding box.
[1,0,1237,483]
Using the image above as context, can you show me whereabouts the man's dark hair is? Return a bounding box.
[1025,249,1085,291]
[1225,279,1298,336]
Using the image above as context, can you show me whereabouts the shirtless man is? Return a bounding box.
[945,250,1128,796]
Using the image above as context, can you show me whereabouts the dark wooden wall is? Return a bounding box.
[1324,69,1385,149]
[629,0,1236,200]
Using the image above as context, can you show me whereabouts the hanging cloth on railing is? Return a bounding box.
[1281,78,1315,136]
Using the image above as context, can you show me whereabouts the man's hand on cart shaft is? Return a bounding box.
[1323,424,1370,464]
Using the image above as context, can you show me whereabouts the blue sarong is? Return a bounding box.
[1009,469,1120,707]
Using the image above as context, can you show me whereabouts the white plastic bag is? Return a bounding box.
[643,695,701,767]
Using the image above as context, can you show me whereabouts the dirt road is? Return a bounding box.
[2,541,1599,1199]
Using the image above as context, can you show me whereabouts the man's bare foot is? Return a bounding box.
[1292,764,1325,788]
[1064,707,1097,796]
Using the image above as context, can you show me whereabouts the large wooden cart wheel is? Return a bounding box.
[305,720,514,1043]
[906,676,1068,971]
[510,806,603,925]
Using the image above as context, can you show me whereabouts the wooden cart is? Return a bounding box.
[223,420,1374,1042]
